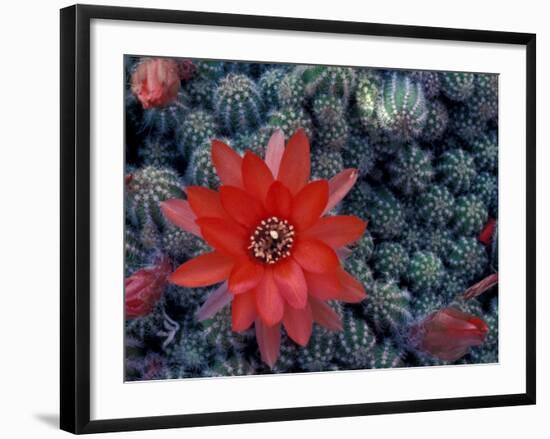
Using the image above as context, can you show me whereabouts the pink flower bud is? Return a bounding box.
[125,257,171,319]
[130,58,181,109]
[410,307,489,361]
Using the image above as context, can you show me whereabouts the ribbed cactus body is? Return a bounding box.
[373,242,409,281]
[421,99,449,141]
[214,74,264,134]
[441,72,475,101]
[437,149,476,194]
[388,144,434,195]
[377,72,428,141]
[126,166,183,227]
[453,194,488,235]
[416,184,455,226]
[363,280,412,331]
[267,107,314,138]
[407,251,445,293]
[311,148,344,180]
[446,237,489,282]
[178,109,217,156]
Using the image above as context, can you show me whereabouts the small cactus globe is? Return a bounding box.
[124,55,499,381]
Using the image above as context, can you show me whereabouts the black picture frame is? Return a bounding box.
[60,4,536,434]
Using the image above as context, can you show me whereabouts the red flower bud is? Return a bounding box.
[131,58,181,109]
[125,257,171,319]
[410,307,489,361]
[479,218,497,245]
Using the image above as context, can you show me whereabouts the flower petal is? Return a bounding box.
[228,258,265,295]
[196,282,232,321]
[196,217,247,256]
[255,268,284,326]
[265,181,292,218]
[273,257,307,309]
[211,139,243,188]
[160,199,201,237]
[187,186,230,221]
[242,152,275,203]
[324,168,358,214]
[255,319,281,368]
[309,297,343,331]
[303,269,343,300]
[283,303,313,346]
[303,216,367,248]
[290,180,329,231]
[336,269,367,303]
[293,239,339,273]
[219,185,266,228]
[170,251,233,287]
[277,129,310,195]
[265,129,285,176]
[232,290,257,332]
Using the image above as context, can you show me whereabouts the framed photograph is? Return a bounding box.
[60,4,536,434]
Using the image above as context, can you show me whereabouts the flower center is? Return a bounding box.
[248,217,295,264]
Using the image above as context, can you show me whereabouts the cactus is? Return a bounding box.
[366,339,404,369]
[209,352,258,377]
[453,194,488,235]
[125,226,148,275]
[438,271,468,303]
[450,104,487,143]
[267,107,314,138]
[258,68,287,109]
[372,242,410,281]
[312,93,346,125]
[297,65,357,103]
[345,257,375,289]
[355,71,382,127]
[138,137,177,168]
[233,126,273,157]
[277,72,306,107]
[316,117,350,151]
[411,290,445,320]
[161,225,205,260]
[126,166,183,227]
[387,144,434,195]
[362,185,406,239]
[407,251,445,293]
[470,130,498,173]
[446,237,489,283]
[342,135,377,177]
[187,79,217,109]
[472,172,498,219]
[311,148,344,180]
[296,326,337,372]
[421,228,455,260]
[214,73,264,134]
[363,280,412,332]
[440,72,475,101]
[416,184,455,226]
[437,149,476,194]
[186,140,225,189]
[468,74,498,122]
[398,220,424,253]
[421,99,449,141]
[164,330,213,377]
[336,308,377,369]
[178,109,218,156]
[377,72,428,141]
[469,299,498,363]
[348,229,375,262]
[137,90,191,139]
[411,71,441,98]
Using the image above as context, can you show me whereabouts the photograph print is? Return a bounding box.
[124,56,499,381]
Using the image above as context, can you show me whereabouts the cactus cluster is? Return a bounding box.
[124,56,498,380]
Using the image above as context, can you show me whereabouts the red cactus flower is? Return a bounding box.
[479,218,497,245]
[410,307,489,362]
[161,129,367,367]
[125,256,171,319]
[131,58,181,109]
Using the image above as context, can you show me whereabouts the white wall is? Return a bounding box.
[0,0,546,437]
